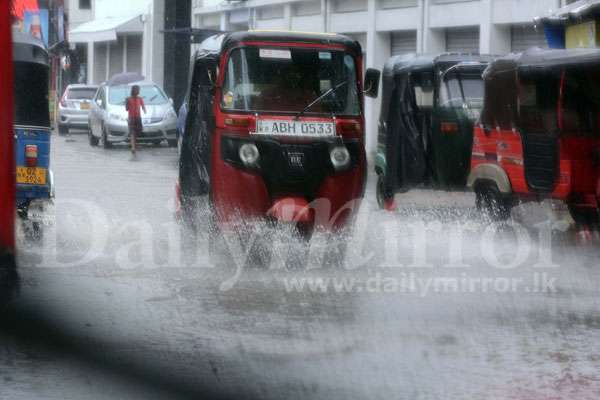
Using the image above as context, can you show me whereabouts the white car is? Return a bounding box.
[58,84,98,135]
[88,80,178,148]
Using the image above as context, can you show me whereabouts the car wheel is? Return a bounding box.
[167,139,177,148]
[88,126,99,146]
[475,182,512,221]
[58,124,68,135]
[102,125,112,149]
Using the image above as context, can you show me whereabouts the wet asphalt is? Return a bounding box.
[3,130,600,400]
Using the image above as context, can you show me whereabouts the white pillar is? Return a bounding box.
[417,0,425,53]
[150,1,164,87]
[123,35,128,73]
[323,0,330,32]
[284,4,292,30]
[423,0,445,53]
[480,0,510,54]
[364,0,389,158]
[105,42,110,81]
[220,12,230,31]
[87,41,94,84]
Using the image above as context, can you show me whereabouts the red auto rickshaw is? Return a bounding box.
[178,31,379,262]
[470,48,600,223]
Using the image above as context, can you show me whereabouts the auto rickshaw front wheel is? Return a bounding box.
[475,182,512,221]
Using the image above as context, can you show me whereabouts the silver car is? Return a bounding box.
[88,81,178,148]
[58,84,98,134]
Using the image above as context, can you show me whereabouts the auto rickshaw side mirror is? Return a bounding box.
[364,68,381,98]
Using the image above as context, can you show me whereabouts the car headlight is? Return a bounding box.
[164,109,177,120]
[109,113,127,122]
[330,146,350,170]
[239,143,260,167]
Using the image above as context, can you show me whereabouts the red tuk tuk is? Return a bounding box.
[178,31,379,259]
[470,48,600,223]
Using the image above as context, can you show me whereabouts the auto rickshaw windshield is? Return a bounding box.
[439,71,485,118]
[13,62,50,127]
[222,47,360,115]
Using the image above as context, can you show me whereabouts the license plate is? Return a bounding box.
[254,120,336,137]
[80,102,90,110]
[16,166,46,185]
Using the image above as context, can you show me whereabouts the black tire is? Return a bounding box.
[376,174,386,210]
[152,140,163,147]
[179,135,208,199]
[167,139,177,148]
[88,127,99,146]
[24,221,43,242]
[58,124,69,135]
[102,126,112,149]
[568,205,600,226]
[475,182,512,221]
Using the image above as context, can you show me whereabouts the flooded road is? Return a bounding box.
[3,131,600,399]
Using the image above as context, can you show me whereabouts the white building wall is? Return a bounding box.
[192,0,563,156]
[67,0,95,29]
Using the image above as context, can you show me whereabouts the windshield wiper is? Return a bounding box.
[295,80,348,120]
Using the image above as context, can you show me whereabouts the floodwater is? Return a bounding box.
[3,132,600,399]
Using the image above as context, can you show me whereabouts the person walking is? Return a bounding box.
[125,85,146,160]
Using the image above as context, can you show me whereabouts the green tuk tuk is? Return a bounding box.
[375,53,493,209]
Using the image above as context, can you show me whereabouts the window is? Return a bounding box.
[560,68,600,137]
[222,47,360,115]
[518,71,559,134]
[293,1,321,16]
[79,0,91,10]
[439,71,485,120]
[380,0,418,9]
[14,62,50,127]
[67,88,97,100]
[333,0,367,13]
[257,6,284,20]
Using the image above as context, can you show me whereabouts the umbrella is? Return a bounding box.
[107,72,145,86]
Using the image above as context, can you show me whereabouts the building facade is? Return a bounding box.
[67,0,164,87]
[192,0,571,154]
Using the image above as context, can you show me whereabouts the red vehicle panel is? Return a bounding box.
[470,48,600,222]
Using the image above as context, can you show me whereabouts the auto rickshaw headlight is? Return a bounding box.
[239,143,260,167]
[330,146,350,171]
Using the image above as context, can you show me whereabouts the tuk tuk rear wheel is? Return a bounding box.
[376,174,386,210]
[475,183,512,221]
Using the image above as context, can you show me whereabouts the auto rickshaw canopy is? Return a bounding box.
[193,30,363,65]
[480,47,600,132]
